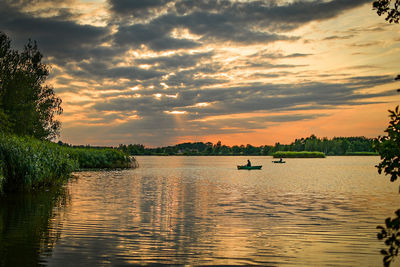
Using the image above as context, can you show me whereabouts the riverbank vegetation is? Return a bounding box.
[0,134,136,193]
[0,32,136,193]
[375,106,400,266]
[344,152,379,156]
[272,151,326,158]
[0,135,77,193]
[115,135,375,156]
[62,145,136,169]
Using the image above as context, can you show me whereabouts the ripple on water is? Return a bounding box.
[21,156,399,266]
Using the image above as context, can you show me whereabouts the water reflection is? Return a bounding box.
[0,184,69,266]
[2,156,400,266]
[40,157,400,266]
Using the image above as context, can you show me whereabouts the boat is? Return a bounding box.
[272,160,286,163]
[237,165,262,170]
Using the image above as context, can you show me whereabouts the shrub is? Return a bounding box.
[272,151,326,158]
[344,152,379,156]
[0,134,78,193]
[64,147,133,169]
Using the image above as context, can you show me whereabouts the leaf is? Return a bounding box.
[386,217,392,228]
[383,256,391,267]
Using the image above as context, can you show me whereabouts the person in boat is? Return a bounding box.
[279,158,283,163]
[247,159,251,166]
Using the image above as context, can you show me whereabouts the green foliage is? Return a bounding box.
[373,0,400,23]
[0,135,135,193]
[377,209,400,267]
[374,106,400,183]
[344,152,379,156]
[0,134,78,193]
[117,136,375,156]
[272,151,326,158]
[64,146,132,169]
[0,32,62,140]
[375,106,400,266]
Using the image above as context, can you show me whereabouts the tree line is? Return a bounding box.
[114,135,376,156]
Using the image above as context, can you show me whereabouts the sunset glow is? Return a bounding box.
[2,0,399,146]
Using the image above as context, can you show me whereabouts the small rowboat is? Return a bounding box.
[237,165,262,170]
[272,160,285,163]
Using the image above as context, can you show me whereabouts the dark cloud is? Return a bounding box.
[135,51,213,69]
[110,0,169,12]
[114,23,200,51]
[93,75,395,119]
[323,35,355,40]
[0,1,109,61]
[0,0,391,146]
[172,0,371,32]
[109,0,173,18]
[70,61,165,81]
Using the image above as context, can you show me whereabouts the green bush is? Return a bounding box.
[0,134,136,193]
[273,151,326,158]
[344,151,379,156]
[0,134,78,193]
[64,147,132,169]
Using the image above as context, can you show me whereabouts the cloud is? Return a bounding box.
[1,0,395,146]
[135,51,214,69]
[109,0,173,18]
[72,61,165,80]
[92,75,395,118]
[323,35,355,40]
[0,1,109,61]
[114,23,200,51]
[109,0,371,53]
[173,0,371,31]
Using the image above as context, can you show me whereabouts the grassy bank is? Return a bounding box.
[273,151,326,158]
[0,134,78,193]
[344,152,379,156]
[0,134,137,193]
[65,146,135,169]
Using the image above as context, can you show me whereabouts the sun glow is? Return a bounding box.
[195,102,209,107]
[164,111,187,115]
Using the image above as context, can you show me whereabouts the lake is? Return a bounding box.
[1,156,399,266]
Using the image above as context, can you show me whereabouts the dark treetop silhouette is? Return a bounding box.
[0,32,62,140]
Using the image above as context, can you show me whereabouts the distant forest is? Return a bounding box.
[61,135,377,156]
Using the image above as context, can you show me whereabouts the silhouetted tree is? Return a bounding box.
[375,106,400,267]
[373,0,400,23]
[0,32,62,140]
[372,2,400,265]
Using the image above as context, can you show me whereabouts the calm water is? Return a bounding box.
[1,156,400,266]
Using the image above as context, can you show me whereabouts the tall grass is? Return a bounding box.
[65,147,134,169]
[344,152,379,156]
[0,134,137,193]
[273,151,326,158]
[0,134,78,193]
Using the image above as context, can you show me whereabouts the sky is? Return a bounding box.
[1,0,400,147]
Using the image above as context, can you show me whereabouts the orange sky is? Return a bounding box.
[2,0,399,147]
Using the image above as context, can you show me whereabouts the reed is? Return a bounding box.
[0,134,78,193]
[65,147,133,169]
[0,134,137,193]
[344,152,379,156]
[273,151,326,158]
